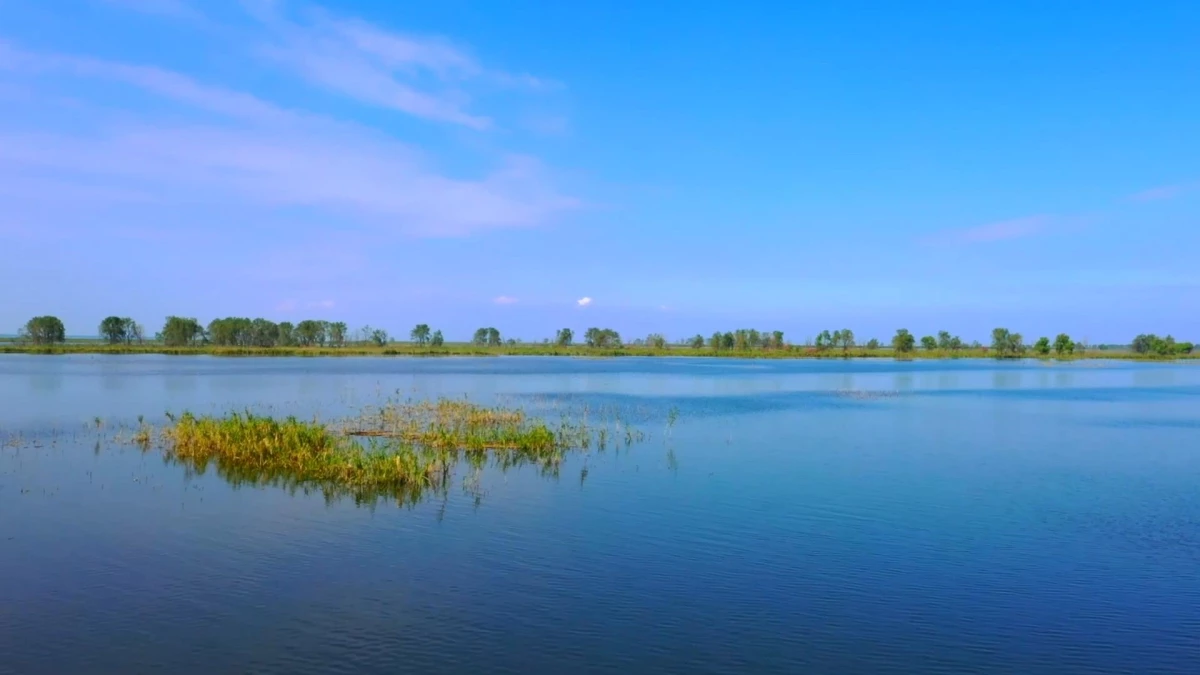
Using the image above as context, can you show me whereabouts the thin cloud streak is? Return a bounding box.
[100,0,202,20]
[246,1,549,128]
[924,215,1050,246]
[493,296,518,305]
[0,40,289,123]
[1128,184,1185,202]
[0,43,579,237]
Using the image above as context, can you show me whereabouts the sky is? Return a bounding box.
[1,0,1198,343]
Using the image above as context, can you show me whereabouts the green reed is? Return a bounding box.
[151,397,641,506]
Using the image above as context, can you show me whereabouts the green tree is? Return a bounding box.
[647,333,667,349]
[835,326,854,353]
[124,319,144,344]
[369,329,389,347]
[328,322,347,347]
[556,328,574,346]
[250,318,279,347]
[1131,334,1189,357]
[770,330,785,349]
[1053,333,1073,356]
[430,330,444,347]
[473,328,489,345]
[920,335,937,350]
[161,316,203,347]
[709,332,722,350]
[99,316,129,344]
[22,316,66,344]
[689,334,705,349]
[294,320,327,347]
[1129,333,1184,356]
[720,332,735,350]
[584,327,621,348]
[991,327,1011,355]
[892,329,916,353]
[815,330,833,349]
[277,322,295,346]
[486,327,501,346]
[207,317,247,346]
[1034,336,1051,355]
[866,338,881,350]
[990,327,1025,358]
[410,324,431,346]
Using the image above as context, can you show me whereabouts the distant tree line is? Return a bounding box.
[156,316,361,348]
[10,315,1197,358]
[699,329,787,351]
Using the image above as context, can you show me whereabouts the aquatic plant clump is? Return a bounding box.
[154,398,644,505]
[164,412,448,493]
[343,398,590,453]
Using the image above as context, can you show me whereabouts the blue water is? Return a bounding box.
[2,355,1200,673]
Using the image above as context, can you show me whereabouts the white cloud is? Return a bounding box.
[1127,183,1197,203]
[576,296,592,307]
[245,2,548,128]
[0,42,578,237]
[493,295,517,305]
[922,215,1051,246]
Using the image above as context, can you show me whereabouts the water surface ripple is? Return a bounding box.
[2,355,1200,673]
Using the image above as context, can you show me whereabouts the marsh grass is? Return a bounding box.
[149,397,645,506]
[163,411,448,506]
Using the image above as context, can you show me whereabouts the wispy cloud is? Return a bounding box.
[521,112,571,137]
[923,215,1050,246]
[576,296,592,307]
[100,0,202,20]
[0,42,578,237]
[0,40,288,122]
[1128,184,1185,202]
[493,295,517,305]
[242,1,548,129]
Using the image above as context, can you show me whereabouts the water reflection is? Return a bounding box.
[992,369,1022,389]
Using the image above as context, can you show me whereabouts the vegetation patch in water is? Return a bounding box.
[153,398,644,506]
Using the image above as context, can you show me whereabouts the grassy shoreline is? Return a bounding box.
[1,342,1195,360]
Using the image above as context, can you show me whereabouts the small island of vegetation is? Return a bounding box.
[129,397,646,506]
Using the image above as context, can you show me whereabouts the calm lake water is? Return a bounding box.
[2,355,1200,674]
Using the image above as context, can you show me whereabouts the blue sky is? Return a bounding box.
[2,0,1198,343]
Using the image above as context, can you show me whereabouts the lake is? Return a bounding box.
[2,355,1200,674]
